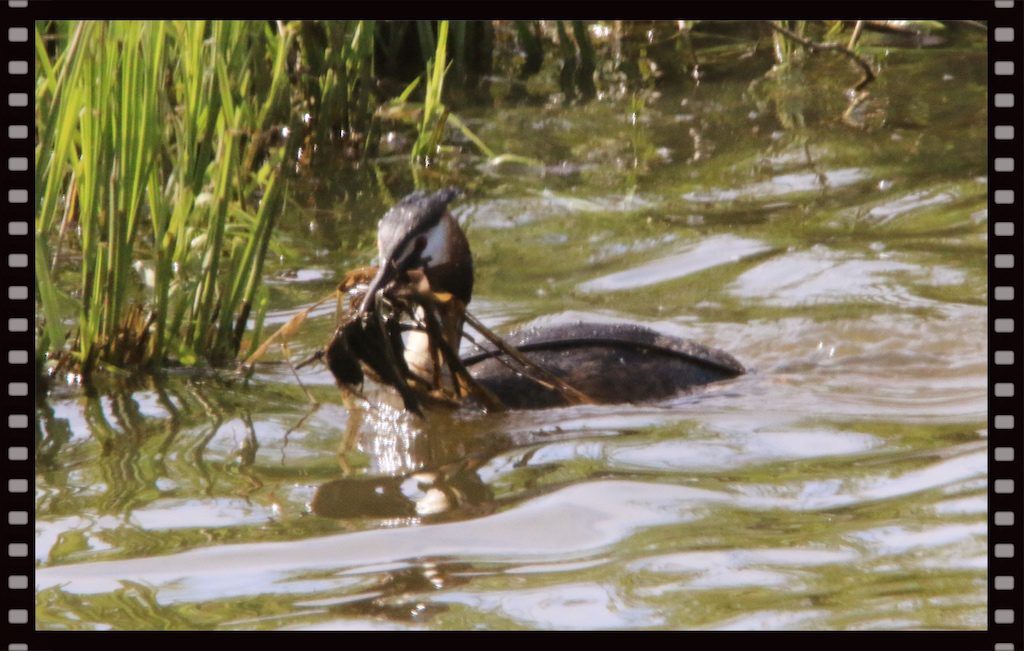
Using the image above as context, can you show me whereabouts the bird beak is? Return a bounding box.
[358,261,394,317]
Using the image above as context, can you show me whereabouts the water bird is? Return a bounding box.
[328,188,744,410]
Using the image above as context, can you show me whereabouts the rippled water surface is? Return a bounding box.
[36,33,988,630]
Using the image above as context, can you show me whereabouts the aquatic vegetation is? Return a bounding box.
[32,18,989,632]
[33,20,511,381]
[33,19,968,384]
[35,21,296,378]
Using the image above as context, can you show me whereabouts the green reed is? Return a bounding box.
[41,20,906,380]
[407,21,497,172]
[34,20,299,378]
[411,20,451,163]
[770,20,808,64]
[35,19,507,381]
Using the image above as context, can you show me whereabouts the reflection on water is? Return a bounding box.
[36,35,987,630]
[682,167,869,203]
[579,234,772,293]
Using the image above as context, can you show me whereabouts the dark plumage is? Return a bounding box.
[463,322,744,409]
[337,188,744,411]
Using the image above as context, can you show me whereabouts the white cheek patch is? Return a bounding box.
[385,216,453,270]
[419,217,451,267]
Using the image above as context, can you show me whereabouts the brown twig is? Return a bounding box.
[280,340,318,405]
[460,329,562,393]
[847,20,864,51]
[462,310,595,406]
[766,21,875,92]
[243,291,337,368]
[294,348,324,370]
[397,290,506,411]
[369,291,423,415]
[327,261,595,413]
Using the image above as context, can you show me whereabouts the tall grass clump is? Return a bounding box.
[296,21,377,159]
[407,21,495,172]
[32,20,535,383]
[35,20,299,379]
[411,20,452,164]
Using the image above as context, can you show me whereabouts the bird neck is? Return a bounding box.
[403,306,465,386]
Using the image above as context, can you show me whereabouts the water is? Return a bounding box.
[36,32,988,630]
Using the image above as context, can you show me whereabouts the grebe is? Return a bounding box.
[329,188,744,410]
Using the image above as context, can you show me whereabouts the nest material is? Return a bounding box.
[324,265,592,415]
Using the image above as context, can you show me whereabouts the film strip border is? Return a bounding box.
[990,2,1024,651]
[4,1,32,650]
[1,3,1023,651]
